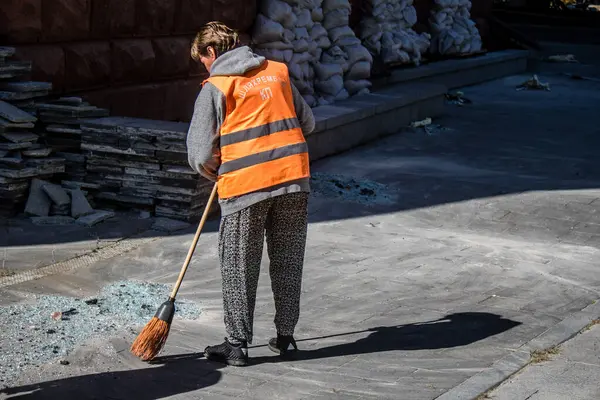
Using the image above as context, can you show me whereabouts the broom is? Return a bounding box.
[130,183,218,361]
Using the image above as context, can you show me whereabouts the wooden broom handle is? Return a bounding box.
[170,182,218,300]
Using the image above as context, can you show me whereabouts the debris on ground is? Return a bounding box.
[24,178,114,226]
[445,91,472,106]
[410,117,432,128]
[310,172,395,206]
[0,280,201,386]
[547,54,578,63]
[409,118,452,136]
[516,75,551,91]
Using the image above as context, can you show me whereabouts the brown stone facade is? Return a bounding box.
[1,0,257,122]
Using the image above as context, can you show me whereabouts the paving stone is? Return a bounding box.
[0,142,33,151]
[0,90,50,101]
[47,125,82,135]
[0,100,37,123]
[0,61,32,79]
[61,180,101,190]
[0,157,24,168]
[22,147,52,157]
[0,81,52,92]
[0,167,38,178]
[1,132,39,143]
[76,210,116,227]
[31,216,75,225]
[151,217,192,233]
[70,189,94,218]
[0,117,35,131]
[42,183,71,207]
[24,179,52,217]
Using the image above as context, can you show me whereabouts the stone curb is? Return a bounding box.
[435,299,600,400]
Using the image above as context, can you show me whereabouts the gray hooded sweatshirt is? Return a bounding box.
[186,46,315,216]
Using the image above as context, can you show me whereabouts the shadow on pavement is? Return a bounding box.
[0,353,221,400]
[0,312,520,399]
[3,69,600,249]
[251,312,521,364]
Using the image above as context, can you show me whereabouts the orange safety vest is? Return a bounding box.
[203,60,310,199]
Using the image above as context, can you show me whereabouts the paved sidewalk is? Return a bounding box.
[1,70,600,399]
[488,323,600,400]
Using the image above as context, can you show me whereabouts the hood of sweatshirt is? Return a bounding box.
[209,46,266,77]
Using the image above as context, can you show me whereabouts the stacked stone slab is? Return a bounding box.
[33,97,109,181]
[80,117,212,221]
[0,99,65,217]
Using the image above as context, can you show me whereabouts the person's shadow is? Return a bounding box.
[251,312,522,364]
[0,353,222,399]
[1,312,520,399]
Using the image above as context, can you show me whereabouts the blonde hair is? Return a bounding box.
[191,21,240,61]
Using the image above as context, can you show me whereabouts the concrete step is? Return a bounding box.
[372,49,529,91]
[308,82,446,162]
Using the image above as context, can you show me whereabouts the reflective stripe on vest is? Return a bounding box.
[204,60,310,199]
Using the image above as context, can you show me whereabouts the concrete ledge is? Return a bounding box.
[373,50,530,90]
[307,82,446,162]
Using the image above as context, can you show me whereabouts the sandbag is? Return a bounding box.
[315,75,344,96]
[310,24,328,41]
[329,26,355,43]
[334,88,350,101]
[260,0,297,28]
[252,14,285,44]
[295,8,314,28]
[323,0,352,12]
[313,62,343,80]
[335,35,362,47]
[323,9,350,30]
[345,61,371,80]
[312,7,324,22]
[283,29,295,43]
[345,44,373,65]
[257,40,294,50]
[344,79,371,94]
[291,51,312,64]
[292,39,309,53]
[294,27,310,40]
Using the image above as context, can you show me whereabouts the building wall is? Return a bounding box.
[0,0,256,122]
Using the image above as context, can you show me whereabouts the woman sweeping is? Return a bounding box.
[186,21,315,366]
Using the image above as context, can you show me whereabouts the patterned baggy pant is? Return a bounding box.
[218,192,309,344]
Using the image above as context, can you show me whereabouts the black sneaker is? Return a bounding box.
[204,338,248,367]
[268,335,298,357]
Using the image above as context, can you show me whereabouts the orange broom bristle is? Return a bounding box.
[130,317,171,361]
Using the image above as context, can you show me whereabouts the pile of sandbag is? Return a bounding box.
[252,0,324,107]
[251,0,373,107]
[359,0,431,65]
[429,0,482,55]
[319,0,372,102]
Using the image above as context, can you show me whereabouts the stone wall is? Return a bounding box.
[0,0,257,122]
